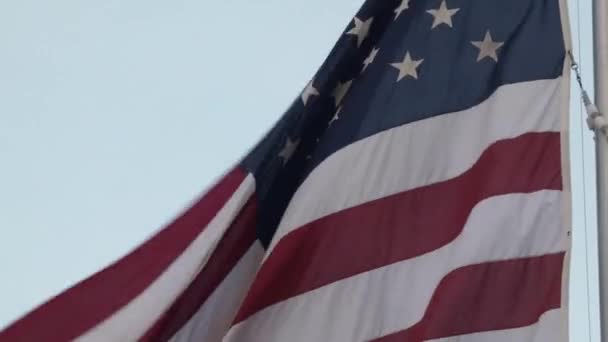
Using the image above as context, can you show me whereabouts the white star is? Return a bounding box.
[328,106,343,127]
[426,1,460,29]
[278,137,300,165]
[471,31,504,62]
[347,17,373,47]
[301,80,319,105]
[362,47,379,72]
[332,80,353,107]
[390,52,424,81]
[394,0,411,20]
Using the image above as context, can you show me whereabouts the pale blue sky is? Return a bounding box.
[0,0,600,340]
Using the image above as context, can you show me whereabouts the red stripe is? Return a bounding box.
[373,253,565,341]
[234,132,561,323]
[0,168,248,342]
[141,197,258,341]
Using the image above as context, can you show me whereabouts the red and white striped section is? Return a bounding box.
[224,78,568,342]
[168,243,264,342]
[142,197,261,341]
[0,168,258,342]
[225,192,566,341]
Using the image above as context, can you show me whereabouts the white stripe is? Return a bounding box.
[426,308,566,342]
[267,78,562,254]
[224,191,567,342]
[169,242,264,342]
[77,174,256,341]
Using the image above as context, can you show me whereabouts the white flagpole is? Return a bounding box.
[592,0,608,340]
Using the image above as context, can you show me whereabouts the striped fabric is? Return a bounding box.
[0,0,571,341]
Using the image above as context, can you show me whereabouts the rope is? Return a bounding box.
[570,1,594,337]
[569,51,608,138]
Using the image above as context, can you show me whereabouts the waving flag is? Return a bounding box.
[1,0,571,341]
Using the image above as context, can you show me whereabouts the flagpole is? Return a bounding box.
[592,0,608,340]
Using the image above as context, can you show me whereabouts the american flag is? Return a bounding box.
[1,0,571,341]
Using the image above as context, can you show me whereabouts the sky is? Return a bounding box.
[0,0,601,340]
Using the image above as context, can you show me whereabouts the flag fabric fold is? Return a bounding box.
[1,0,572,341]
